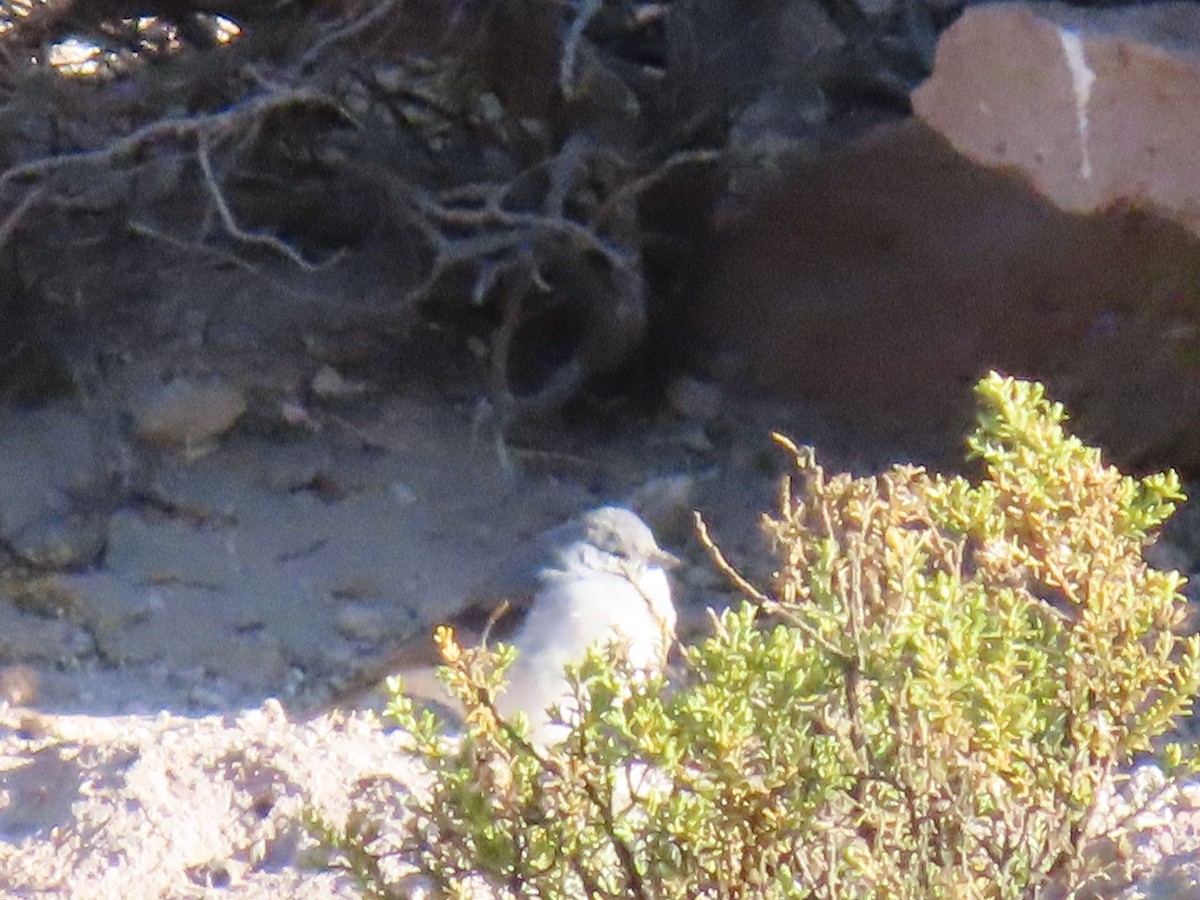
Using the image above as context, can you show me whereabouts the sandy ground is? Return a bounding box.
[1,354,1199,897]
[0,363,809,896]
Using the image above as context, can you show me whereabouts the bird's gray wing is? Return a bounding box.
[382,517,581,666]
[321,516,584,708]
[444,518,584,642]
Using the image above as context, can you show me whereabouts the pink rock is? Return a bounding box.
[913,2,1200,235]
[679,5,1200,471]
[683,116,1200,470]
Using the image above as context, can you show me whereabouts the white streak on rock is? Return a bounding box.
[1059,28,1096,180]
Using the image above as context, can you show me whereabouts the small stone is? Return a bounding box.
[134,377,246,454]
[282,667,307,698]
[476,92,504,123]
[9,513,108,570]
[311,365,370,399]
[628,474,697,545]
[279,400,313,427]
[336,604,389,642]
[374,64,405,93]
[0,665,38,706]
[390,481,418,506]
[343,83,371,119]
[4,575,91,623]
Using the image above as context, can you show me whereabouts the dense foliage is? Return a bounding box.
[319,373,1200,898]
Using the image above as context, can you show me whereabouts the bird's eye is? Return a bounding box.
[604,537,630,559]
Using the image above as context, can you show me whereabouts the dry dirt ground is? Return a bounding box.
[1,318,1199,896]
[0,335,840,897]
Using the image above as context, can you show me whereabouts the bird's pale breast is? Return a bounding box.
[495,563,673,740]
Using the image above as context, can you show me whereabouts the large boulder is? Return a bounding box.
[684,2,1200,471]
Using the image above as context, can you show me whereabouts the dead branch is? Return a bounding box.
[196,135,342,270]
[297,0,404,71]
[0,184,44,255]
[0,87,346,194]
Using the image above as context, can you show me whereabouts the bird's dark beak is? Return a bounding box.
[654,547,682,569]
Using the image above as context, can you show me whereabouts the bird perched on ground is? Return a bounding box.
[346,505,680,744]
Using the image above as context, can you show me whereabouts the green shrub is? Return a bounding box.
[318,372,1200,898]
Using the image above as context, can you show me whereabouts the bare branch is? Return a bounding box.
[694,512,771,606]
[297,0,405,71]
[0,184,44,254]
[0,87,344,194]
[560,0,603,97]
[195,136,343,270]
